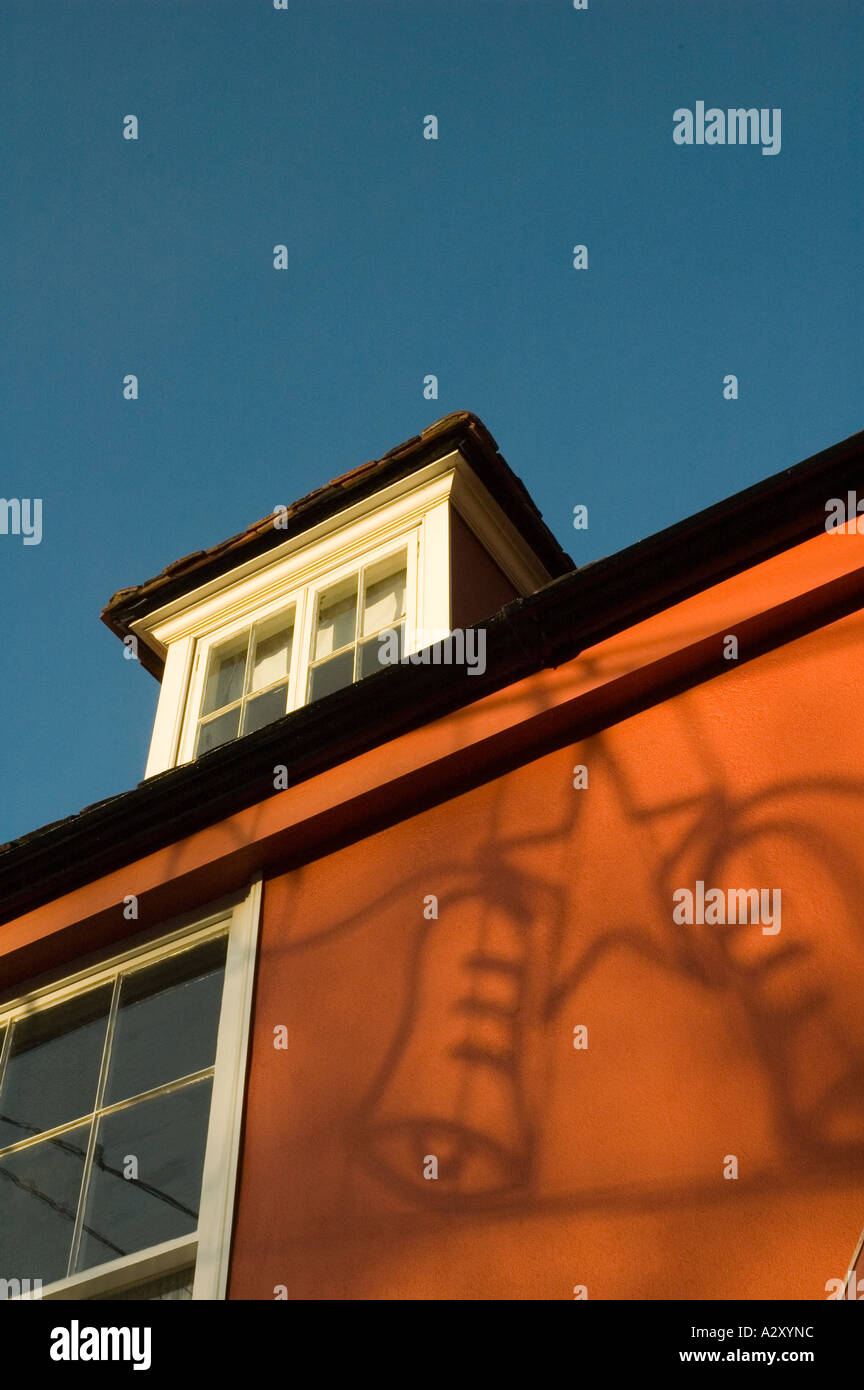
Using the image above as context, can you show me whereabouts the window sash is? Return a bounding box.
[14,1232,198,1302]
[0,881,261,1302]
[0,935,228,1282]
[306,554,407,693]
[195,612,295,754]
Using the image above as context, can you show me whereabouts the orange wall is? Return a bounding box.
[230,602,864,1300]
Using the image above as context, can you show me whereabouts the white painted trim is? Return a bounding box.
[418,498,451,642]
[18,1234,197,1302]
[135,450,547,653]
[403,528,422,656]
[137,466,460,650]
[144,636,194,779]
[192,875,261,1301]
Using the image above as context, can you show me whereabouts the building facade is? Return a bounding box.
[2,411,864,1300]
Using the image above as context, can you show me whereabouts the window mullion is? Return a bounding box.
[0,1022,11,1098]
[199,694,243,724]
[240,625,256,710]
[96,1065,214,1121]
[353,567,365,679]
[286,589,306,712]
[66,971,122,1277]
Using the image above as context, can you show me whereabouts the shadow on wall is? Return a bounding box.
[267,662,864,1223]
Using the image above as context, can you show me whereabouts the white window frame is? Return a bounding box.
[175,533,419,766]
[5,876,262,1301]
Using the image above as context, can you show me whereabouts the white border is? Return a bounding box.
[193,875,261,1300]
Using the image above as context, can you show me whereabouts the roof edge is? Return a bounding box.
[100,411,576,676]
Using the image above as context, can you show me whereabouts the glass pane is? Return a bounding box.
[248,620,293,694]
[201,635,247,715]
[195,706,241,756]
[362,564,406,637]
[104,937,227,1107]
[359,622,403,679]
[0,988,111,1151]
[307,649,355,703]
[313,580,357,661]
[242,684,288,736]
[76,1080,213,1272]
[0,1124,90,1285]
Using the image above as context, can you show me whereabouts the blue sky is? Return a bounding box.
[1,0,862,844]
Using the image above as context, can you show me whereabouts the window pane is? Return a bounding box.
[242,684,289,736]
[0,988,111,1151]
[359,622,403,679]
[362,564,406,637]
[201,636,247,715]
[307,649,355,703]
[104,937,227,1107]
[313,581,357,661]
[248,620,293,694]
[75,1080,213,1273]
[0,1124,90,1285]
[195,706,241,756]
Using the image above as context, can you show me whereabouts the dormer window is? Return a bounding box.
[103,414,570,779]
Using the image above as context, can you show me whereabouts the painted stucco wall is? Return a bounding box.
[229,602,864,1300]
[449,508,518,631]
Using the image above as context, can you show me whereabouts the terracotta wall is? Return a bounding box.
[228,603,864,1300]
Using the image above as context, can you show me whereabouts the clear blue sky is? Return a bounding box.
[2,0,861,845]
